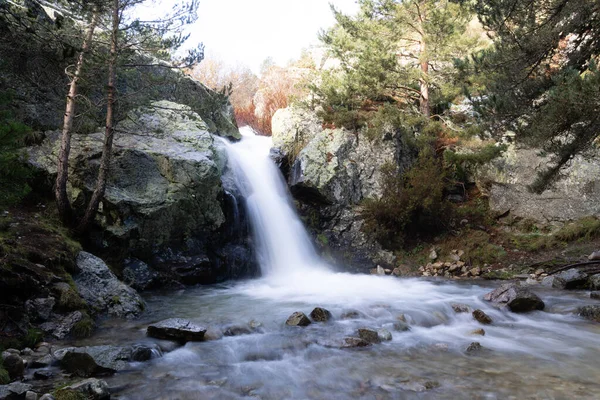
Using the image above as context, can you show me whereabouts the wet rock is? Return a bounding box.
[57,345,132,374]
[578,305,600,322]
[466,342,482,353]
[358,328,381,344]
[131,344,161,362]
[393,322,411,332]
[377,329,392,341]
[60,352,99,377]
[75,252,145,318]
[591,292,600,300]
[24,297,55,322]
[2,353,24,381]
[223,322,263,336]
[451,303,470,313]
[310,307,332,322]
[472,309,493,325]
[285,312,311,327]
[147,318,207,342]
[25,391,38,400]
[203,327,224,341]
[122,258,160,291]
[62,378,110,400]
[589,251,600,261]
[470,328,486,336]
[0,383,33,399]
[540,276,566,289]
[484,283,545,312]
[33,370,53,380]
[29,354,55,369]
[554,268,589,289]
[39,395,55,400]
[341,337,371,348]
[340,310,364,320]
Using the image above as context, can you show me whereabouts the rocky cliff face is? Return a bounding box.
[28,101,257,285]
[476,145,600,223]
[271,107,413,271]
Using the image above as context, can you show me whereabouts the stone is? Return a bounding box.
[0,383,33,398]
[451,303,470,313]
[357,328,381,344]
[285,312,311,327]
[64,378,110,400]
[122,258,159,291]
[2,353,24,380]
[39,311,83,340]
[392,268,403,276]
[56,345,132,373]
[591,292,600,300]
[472,309,493,325]
[39,395,55,400]
[589,274,600,290]
[203,327,224,341]
[393,322,411,332]
[429,249,438,261]
[540,276,566,289]
[589,251,600,261]
[74,252,145,318]
[534,268,545,276]
[147,318,207,342]
[554,268,589,289]
[33,370,53,380]
[377,329,393,341]
[310,307,332,322]
[466,342,482,353]
[470,328,486,336]
[341,337,371,348]
[131,344,162,362]
[376,265,385,275]
[484,283,545,312]
[578,305,600,322]
[60,352,99,377]
[24,297,55,322]
[25,391,38,400]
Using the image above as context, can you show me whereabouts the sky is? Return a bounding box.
[155,0,359,73]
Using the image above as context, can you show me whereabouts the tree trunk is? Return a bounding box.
[77,0,119,233]
[417,1,430,118]
[55,10,100,224]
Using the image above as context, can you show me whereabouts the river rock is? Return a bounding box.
[451,303,470,313]
[466,342,483,353]
[340,310,364,320]
[393,321,411,332]
[2,353,24,381]
[61,352,98,378]
[62,378,110,400]
[74,252,145,318]
[470,328,486,336]
[285,312,311,327]
[122,258,159,291]
[578,305,600,322]
[341,337,371,348]
[33,370,53,380]
[554,268,589,289]
[130,344,162,362]
[484,283,545,312]
[147,318,207,342]
[591,292,600,300]
[57,345,133,375]
[310,307,332,322]
[540,276,567,289]
[0,383,33,399]
[25,391,38,400]
[377,329,393,341]
[358,328,381,344]
[472,309,493,325]
[589,274,600,290]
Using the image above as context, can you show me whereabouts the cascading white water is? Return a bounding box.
[223,127,324,277]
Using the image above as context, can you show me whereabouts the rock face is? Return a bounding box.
[271,107,412,271]
[28,101,258,285]
[74,252,144,318]
[476,145,600,222]
[147,318,207,342]
[484,283,545,312]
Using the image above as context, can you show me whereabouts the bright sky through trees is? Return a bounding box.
[150,0,359,72]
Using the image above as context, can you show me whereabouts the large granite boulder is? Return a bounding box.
[476,145,600,222]
[74,252,144,318]
[484,283,545,313]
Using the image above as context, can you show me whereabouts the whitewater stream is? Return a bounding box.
[84,128,600,399]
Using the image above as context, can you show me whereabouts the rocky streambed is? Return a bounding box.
[5,271,600,400]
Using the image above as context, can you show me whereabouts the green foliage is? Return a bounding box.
[444,143,507,182]
[0,366,9,385]
[554,217,600,242]
[511,217,600,251]
[53,389,87,400]
[0,91,33,206]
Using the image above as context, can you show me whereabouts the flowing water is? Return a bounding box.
[87,128,600,399]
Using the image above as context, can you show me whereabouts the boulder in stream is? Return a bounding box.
[578,305,600,322]
[553,268,589,289]
[472,309,493,325]
[358,328,381,344]
[285,312,311,327]
[484,283,545,312]
[310,307,332,322]
[341,337,371,348]
[147,318,207,342]
[540,276,567,289]
[466,342,483,353]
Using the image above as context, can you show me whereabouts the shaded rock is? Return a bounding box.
[25,391,38,400]
[540,276,566,289]
[39,395,55,400]
[591,292,600,300]
[377,329,392,341]
[122,258,159,291]
[341,337,371,348]
[29,354,55,369]
[285,312,311,327]
[60,352,99,377]
[130,344,162,362]
[554,268,589,289]
[24,298,55,322]
[33,370,53,380]
[393,322,411,332]
[2,353,24,381]
[62,378,109,400]
[147,318,206,342]
[484,283,545,312]
[472,309,493,325]
[589,251,600,261]
[578,305,600,322]
[466,342,482,353]
[429,249,438,261]
[39,311,83,340]
[470,328,486,336]
[451,303,470,313]
[223,322,262,337]
[75,252,145,319]
[589,274,600,291]
[0,383,32,399]
[310,307,332,322]
[57,346,132,374]
[358,328,380,344]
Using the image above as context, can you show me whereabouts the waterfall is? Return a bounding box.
[222,127,324,276]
